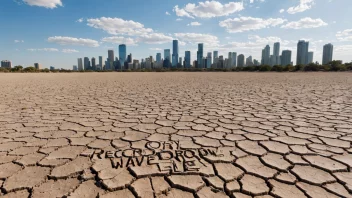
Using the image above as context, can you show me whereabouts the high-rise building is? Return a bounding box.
[185,51,191,68]
[108,50,114,70]
[213,51,218,64]
[253,59,259,66]
[227,52,233,68]
[273,42,280,65]
[72,66,77,71]
[308,52,314,63]
[84,57,90,70]
[156,53,161,63]
[207,52,212,68]
[179,57,182,67]
[237,54,245,67]
[127,53,132,63]
[270,55,276,66]
[172,40,179,67]
[164,49,171,68]
[1,60,12,68]
[78,58,83,70]
[34,63,41,70]
[281,50,292,66]
[232,52,237,67]
[261,45,270,65]
[91,57,96,70]
[119,45,126,66]
[246,56,253,66]
[296,40,309,65]
[197,43,204,68]
[99,56,103,70]
[323,43,333,65]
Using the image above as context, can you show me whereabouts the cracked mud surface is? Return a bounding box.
[0,72,352,198]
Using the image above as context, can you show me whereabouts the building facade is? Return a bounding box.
[296,40,309,65]
[34,63,41,70]
[281,50,292,66]
[172,40,179,67]
[84,57,90,70]
[261,45,270,65]
[119,45,126,66]
[237,54,245,67]
[164,49,171,68]
[273,42,280,65]
[185,51,191,68]
[322,43,333,65]
[1,60,12,68]
[197,43,204,68]
[308,52,314,63]
[207,52,212,68]
[156,53,161,63]
[78,58,83,70]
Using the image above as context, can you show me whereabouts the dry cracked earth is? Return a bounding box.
[0,72,352,198]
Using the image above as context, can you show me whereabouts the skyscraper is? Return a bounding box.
[273,42,280,65]
[34,63,41,70]
[1,60,12,68]
[84,57,90,70]
[296,40,309,65]
[232,52,237,67]
[237,54,245,67]
[172,40,179,67]
[322,43,333,65]
[164,49,171,68]
[156,53,161,63]
[72,66,77,71]
[119,45,126,66]
[185,51,191,68]
[207,52,212,68]
[213,51,218,64]
[91,57,96,70]
[197,43,204,68]
[228,52,232,68]
[108,50,114,70]
[281,50,292,66]
[99,56,103,70]
[127,53,132,63]
[261,45,270,65]
[308,52,314,63]
[78,58,83,70]
[246,56,253,66]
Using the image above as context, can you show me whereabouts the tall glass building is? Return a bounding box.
[99,56,103,70]
[296,40,309,65]
[84,57,90,70]
[213,51,218,64]
[197,43,204,68]
[172,40,179,67]
[156,53,161,63]
[261,45,270,65]
[232,52,237,67]
[119,44,127,66]
[281,50,292,66]
[164,49,171,68]
[322,43,333,65]
[308,52,314,63]
[207,52,212,68]
[274,42,280,65]
[237,54,245,67]
[185,51,191,68]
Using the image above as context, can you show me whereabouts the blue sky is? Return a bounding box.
[1,0,351,68]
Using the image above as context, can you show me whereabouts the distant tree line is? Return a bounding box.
[1,61,351,73]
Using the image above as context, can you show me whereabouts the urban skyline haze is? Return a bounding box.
[1,0,351,68]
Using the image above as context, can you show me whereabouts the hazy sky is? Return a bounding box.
[1,0,351,69]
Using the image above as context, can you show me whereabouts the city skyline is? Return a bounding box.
[1,0,352,68]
